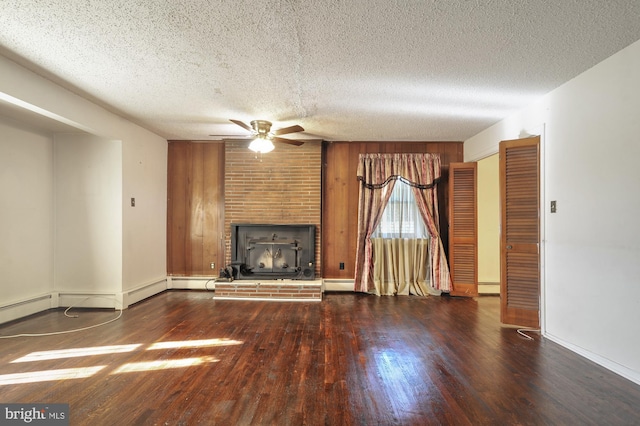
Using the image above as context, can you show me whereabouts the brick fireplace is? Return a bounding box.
[223,140,322,276]
[214,140,322,301]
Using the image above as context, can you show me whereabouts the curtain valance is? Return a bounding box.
[356,153,442,189]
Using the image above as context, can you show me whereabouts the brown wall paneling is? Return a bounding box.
[322,141,463,279]
[322,143,354,278]
[190,143,205,273]
[167,141,225,276]
[203,144,225,276]
[167,142,190,275]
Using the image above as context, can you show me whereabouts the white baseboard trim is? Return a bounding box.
[170,277,355,292]
[0,278,169,325]
[0,294,54,325]
[544,332,640,386]
[57,292,122,309]
[478,282,500,294]
[323,279,354,292]
[122,277,168,308]
[168,276,217,290]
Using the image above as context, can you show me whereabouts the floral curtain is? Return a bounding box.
[354,153,452,293]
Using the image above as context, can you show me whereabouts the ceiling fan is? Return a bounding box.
[212,119,305,153]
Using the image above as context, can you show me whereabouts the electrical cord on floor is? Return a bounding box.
[0,297,123,339]
[517,328,540,340]
[204,278,216,291]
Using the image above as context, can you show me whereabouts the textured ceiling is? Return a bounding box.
[1,0,640,141]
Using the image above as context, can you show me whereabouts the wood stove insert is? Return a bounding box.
[230,224,315,280]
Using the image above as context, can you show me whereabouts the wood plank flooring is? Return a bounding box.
[0,291,639,425]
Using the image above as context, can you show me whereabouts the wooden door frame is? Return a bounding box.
[465,128,546,331]
[531,129,546,334]
[538,130,547,334]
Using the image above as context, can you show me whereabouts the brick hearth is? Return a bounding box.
[213,280,322,302]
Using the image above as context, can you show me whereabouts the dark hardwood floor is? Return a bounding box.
[0,291,639,425]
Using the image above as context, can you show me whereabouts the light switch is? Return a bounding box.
[131,198,136,207]
[550,200,556,213]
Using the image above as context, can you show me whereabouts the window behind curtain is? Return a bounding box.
[372,179,429,239]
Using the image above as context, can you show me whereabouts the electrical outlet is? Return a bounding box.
[210,262,215,269]
[339,262,345,270]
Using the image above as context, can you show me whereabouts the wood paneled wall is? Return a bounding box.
[167,140,321,277]
[322,141,464,279]
[167,140,463,280]
[167,141,225,276]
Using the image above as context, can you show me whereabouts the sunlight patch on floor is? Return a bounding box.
[1,338,241,385]
[147,338,243,350]
[112,356,219,373]
[0,366,105,386]
[11,344,142,363]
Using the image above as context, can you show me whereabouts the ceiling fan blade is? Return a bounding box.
[230,119,253,132]
[273,136,304,146]
[273,125,304,136]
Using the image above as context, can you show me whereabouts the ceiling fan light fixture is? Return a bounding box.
[248,135,274,153]
[228,119,305,151]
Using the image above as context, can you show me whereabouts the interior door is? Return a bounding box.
[449,162,478,297]
[500,136,540,328]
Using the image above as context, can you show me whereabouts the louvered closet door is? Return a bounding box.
[449,162,478,297]
[500,136,540,328]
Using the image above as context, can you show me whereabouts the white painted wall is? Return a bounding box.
[0,54,167,317]
[122,126,167,292]
[0,119,54,316]
[465,39,640,384]
[54,134,122,294]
